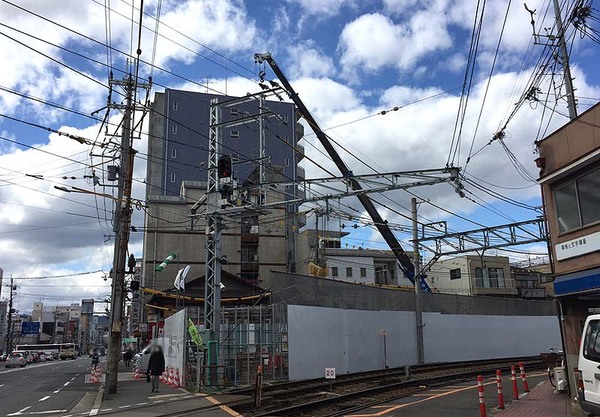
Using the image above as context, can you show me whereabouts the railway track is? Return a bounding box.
[175,356,543,417]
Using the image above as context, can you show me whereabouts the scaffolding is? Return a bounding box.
[186,304,288,390]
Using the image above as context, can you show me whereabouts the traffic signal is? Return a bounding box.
[218,156,232,178]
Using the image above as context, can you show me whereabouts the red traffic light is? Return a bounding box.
[218,156,232,178]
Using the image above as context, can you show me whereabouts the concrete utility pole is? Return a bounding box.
[105,75,136,394]
[411,198,425,364]
[552,0,577,119]
[6,276,14,353]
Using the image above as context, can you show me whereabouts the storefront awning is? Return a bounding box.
[554,266,600,296]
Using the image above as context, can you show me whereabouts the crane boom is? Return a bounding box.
[254,52,429,290]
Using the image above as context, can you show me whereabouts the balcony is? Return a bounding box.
[296,144,305,161]
[518,288,547,298]
[296,165,305,180]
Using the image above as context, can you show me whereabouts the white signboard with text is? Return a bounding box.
[555,231,600,261]
[325,367,336,379]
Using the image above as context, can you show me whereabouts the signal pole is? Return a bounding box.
[552,0,577,119]
[105,74,136,394]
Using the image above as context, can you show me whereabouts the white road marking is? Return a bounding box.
[53,389,60,394]
[63,381,70,386]
[118,405,131,409]
[70,377,76,381]
[0,384,4,388]
[136,403,148,406]
[39,396,51,402]
[88,410,98,416]
[7,406,32,416]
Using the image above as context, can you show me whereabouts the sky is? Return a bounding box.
[0,0,599,312]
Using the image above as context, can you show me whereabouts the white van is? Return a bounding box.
[578,314,600,415]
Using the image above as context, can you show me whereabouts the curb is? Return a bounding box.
[89,385,105,416]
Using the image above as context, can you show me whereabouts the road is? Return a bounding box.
[0,357,100,417]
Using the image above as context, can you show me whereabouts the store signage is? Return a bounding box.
[555,231,600,261]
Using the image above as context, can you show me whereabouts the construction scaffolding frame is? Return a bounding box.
[186,304,288,390]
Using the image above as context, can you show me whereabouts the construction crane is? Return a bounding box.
[254,52,445,292]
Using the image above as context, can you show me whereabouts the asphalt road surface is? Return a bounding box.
[0,357,100,417]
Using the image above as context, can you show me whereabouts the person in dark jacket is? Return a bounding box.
[146,345,165,393]
[123,348,134,368]
[91,349,100,370]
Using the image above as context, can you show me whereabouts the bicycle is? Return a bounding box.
[541,348,564,389]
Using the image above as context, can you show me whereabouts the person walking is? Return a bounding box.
[146,345,165,393]
[123,348,133,368]
[91,348,100,370]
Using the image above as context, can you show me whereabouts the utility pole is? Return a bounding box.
[552,0,577,119]
[105,74,136,394]
[411,198,425,364]
[6,276,14,354]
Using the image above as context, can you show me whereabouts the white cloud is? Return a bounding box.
[287,0,355,17]
[287,42,336,79]
[338,11,452,79]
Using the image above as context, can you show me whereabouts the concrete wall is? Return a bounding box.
[271,271,557,316]
[287,305,561,380]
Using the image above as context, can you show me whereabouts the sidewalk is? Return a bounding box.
[494,380,586,417]
[94,363,249,416]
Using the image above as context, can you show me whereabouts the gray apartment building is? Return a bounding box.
[147,89,305,197]
[143,89,305,289]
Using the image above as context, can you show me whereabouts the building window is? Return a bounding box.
[360,267,367,278]
[285,135,289,143]
[170,173,176,183]
[450,268,461,280]
[285,158,290,167]
[230,108,240,117]
[171,148,177,158]
[475,267,505,288]
[283,113,289,123]
[554,169,600,233]
[172,125,178,135]
[230,130,239,139]
[346,267,353,277]
[331,267,338,277]
[172,101,178,111]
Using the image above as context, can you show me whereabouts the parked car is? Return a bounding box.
[5,352,26,368]
[0,354,6,362]
[578,314,600,415]
[11,350,30,363]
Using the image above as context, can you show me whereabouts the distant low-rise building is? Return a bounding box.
[428,255,518,297]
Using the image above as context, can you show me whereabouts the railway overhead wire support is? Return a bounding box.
[416,217,548,274]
